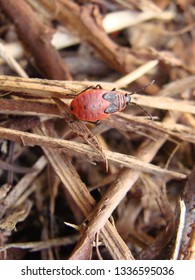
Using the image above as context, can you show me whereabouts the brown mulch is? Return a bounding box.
[0,0,195,260]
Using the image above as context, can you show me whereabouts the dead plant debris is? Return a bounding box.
[0,0,195,260]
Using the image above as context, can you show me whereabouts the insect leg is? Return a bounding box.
[94,84,102,89]
[77,84,102,95]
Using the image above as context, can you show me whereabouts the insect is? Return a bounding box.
[70,84,153,122]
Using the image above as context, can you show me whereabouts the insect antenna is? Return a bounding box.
[128,80,155,120]
[128,80,155,96]
[130,102,153,121]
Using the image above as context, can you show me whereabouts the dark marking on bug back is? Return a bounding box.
[102,91,117,102]
[104,103,118,114]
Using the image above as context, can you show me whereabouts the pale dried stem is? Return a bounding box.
[0,235,79,252]
[0,42,28,78]
[0,126,185,179]
[131,94,195,115]
[115,60,159,87]
[0,76,195,115]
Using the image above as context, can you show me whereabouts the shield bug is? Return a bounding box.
[70,83,153,123]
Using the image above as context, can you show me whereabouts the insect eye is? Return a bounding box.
[125,94,131,104]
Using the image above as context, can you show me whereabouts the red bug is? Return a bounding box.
[70,84,153,123]
[70,85,132,122]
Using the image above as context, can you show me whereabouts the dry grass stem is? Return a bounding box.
[0,76,195,116]
[0,126,186,179]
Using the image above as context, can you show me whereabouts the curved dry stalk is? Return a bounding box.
[0,126,186,179]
